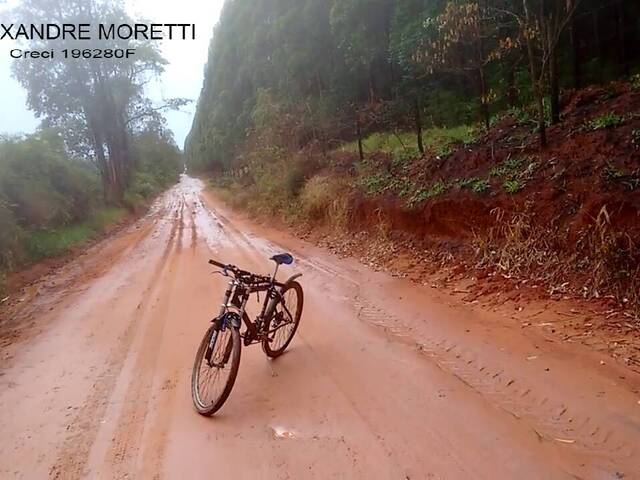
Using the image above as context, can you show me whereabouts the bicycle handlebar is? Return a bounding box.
[208,259,227,269]
[209,259,271,285]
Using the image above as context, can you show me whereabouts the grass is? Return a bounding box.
[340,125,477,159]
[471,178,490,193]
[503,179,523,194]
[586,113,625,131]
[490,156,524,178]
[25,207,127,261]
[456,177,490,194]
[298,175,349,226]
[408,181,448,207]
[358,172,393,196]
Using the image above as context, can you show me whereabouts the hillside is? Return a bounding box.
[186,1,640,313]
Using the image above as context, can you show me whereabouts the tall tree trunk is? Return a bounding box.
[569,11,581,89]
[523,0,547,148]
[414,98,424,155]
[507,61,518,107]
[617,0,629,77]
[478,0,490,130]
[478,67,490,130]
[548,22,560,124]
[592,9,603,78]
[368,66,376,103]
[356,116,364,161]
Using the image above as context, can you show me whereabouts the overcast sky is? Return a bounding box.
[0,0,224,148]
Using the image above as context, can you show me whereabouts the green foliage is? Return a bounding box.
[488,156,538,194]
[503,179,523,194]
[457,177,490,194]
[342,125,476,158]
[124,130,182,210]
[490,156,524,178]
[359,172,393,196]
[491,107,535,127]
[0,128,178,276]
[24,207,126,261]
[0,199,23,270]
[408,181,448,207]
[586,113,625,131]
[25,224,95,260]
[471,179,491,194]
[0,131,100,228]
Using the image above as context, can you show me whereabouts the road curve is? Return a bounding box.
[1,175,639,479]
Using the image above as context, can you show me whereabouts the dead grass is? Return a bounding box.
[473,206,639,311]
[298,175,350,228]
[576,206,640,306]
[473,208,563,281]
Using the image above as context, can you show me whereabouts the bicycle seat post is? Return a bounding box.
[272,263,279,281]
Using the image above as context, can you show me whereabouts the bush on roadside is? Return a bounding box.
[0,199,23,270]
[298,175,349,226]
[0,131,100,228]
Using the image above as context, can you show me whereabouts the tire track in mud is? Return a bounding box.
[353,296,639,475]
[103,199,186,479]
[202,198,360,286]
[48,198,185,479]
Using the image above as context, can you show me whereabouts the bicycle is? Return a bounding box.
[191,253,304,416]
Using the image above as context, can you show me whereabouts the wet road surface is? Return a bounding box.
[1,175,639,479]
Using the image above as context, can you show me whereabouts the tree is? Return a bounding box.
[329,0,396,102]
[12,0,187,203]
[499,0,582,147]
[418,1,513,130]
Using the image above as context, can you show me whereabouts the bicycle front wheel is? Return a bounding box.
[191,324,241,416]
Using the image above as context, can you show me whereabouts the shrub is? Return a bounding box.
[0,199,23,269]
[298,175,348,225]
[503,179,523,194]
[0,132,100,227]
[408,181,448,207]
[586,113,625,130]
[471,178,490,193]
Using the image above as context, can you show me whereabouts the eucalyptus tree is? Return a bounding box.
[11,0,186,202]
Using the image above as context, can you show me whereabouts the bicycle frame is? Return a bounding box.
[215,267,301,346]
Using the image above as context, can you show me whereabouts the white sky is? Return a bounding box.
[0,0,224,147]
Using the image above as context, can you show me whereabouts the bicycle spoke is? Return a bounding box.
[197,329,234,407]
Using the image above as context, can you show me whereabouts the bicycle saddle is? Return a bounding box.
[271,253,294,265]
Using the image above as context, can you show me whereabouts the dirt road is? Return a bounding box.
[1,175,639,479]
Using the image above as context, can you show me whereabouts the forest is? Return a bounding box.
[186,0,640,310]
[187,0,639,170]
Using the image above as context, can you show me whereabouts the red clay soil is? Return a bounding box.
[331,82,640,312]
[354,83,640,237]
[273,83,640,372]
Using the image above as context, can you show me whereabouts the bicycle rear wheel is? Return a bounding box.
[191,324,241,416]
[262,281,303,358]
